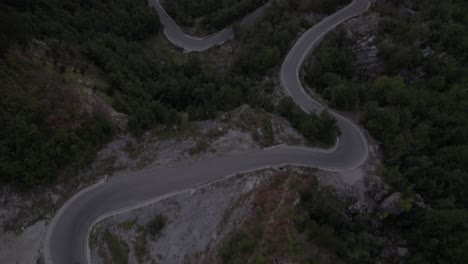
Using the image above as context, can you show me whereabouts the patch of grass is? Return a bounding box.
[98,246,112,263]
[204,128,226,139]
[151,121,199,141]
[188,128,225,155]
[260,115,274,146]
[220,230,257,264]
[232,107,264,131]
[101,154,118,175]
[135,155,155,170]
[89,226,100,250]
[269,173,286,189]
[118,218,138,231]
[134,225,150,264]
[231,107,275,146]
[103,229,130,264]
[123,142,141,160]
[254,254,269,264]
[188,140,210,156]
[287,136,303,145]
[147,214,167,239]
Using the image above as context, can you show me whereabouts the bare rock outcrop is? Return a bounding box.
[378,192,404,215]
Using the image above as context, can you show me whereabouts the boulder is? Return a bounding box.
[379,192,404,215]
[349,200,368,215]
[397,247,408,257]
[364,174,391,202]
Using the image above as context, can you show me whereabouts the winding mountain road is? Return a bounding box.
[44,0,370,263]
[148,0,273,51]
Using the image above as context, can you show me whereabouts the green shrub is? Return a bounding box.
[103,229,129,264]
[147,214,167,239]
[220,230,257,264]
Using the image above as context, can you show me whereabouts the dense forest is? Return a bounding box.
[1,0,164,185]
[0,0,262,185]
[304,0,468,262]
[0,0,347,186]
[0,54,115,185]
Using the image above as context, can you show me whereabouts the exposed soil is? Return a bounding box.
[90,169,269,264]
[0,220,46,264]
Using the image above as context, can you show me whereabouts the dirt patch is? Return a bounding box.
[0,220,46,264]
[90,169,276,264]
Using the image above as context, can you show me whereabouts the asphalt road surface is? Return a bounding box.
[44,0,370,263]
[148,0,273,52]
